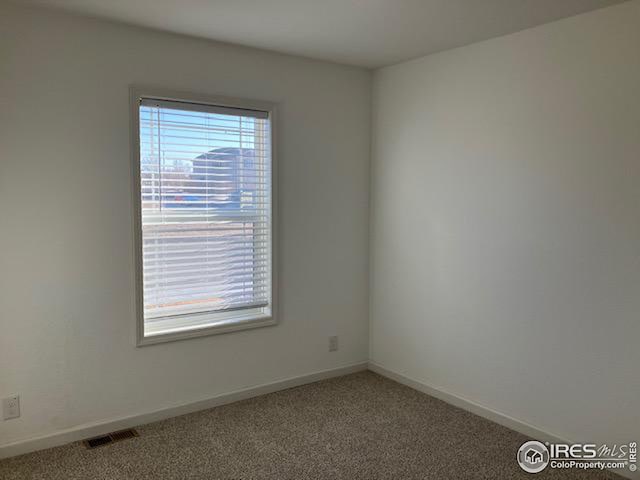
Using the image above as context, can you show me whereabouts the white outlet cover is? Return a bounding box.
[3,395,20,420]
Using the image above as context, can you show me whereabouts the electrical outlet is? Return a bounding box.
[329,335,338,352]
[3,395,20,420]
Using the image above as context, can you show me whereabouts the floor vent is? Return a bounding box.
[84,429,139,449]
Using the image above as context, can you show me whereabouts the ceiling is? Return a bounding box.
[19,0,627,68]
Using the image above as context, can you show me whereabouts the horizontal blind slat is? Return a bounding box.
[145,300,269,320]
[145,288,270,306]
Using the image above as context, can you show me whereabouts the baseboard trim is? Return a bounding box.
[0,361,368,460]
[368,362,637,480]
[367,361,567,442]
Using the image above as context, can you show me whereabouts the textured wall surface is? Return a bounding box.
[0,3,371,446]
[371,0,640,449]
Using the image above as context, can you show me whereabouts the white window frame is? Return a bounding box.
[130,86,278,346]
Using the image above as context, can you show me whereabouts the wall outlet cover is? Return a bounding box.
[3,395,20,420]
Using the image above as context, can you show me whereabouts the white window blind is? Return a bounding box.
[137,97,272,339]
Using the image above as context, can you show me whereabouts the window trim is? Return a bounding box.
[130,86,278,347]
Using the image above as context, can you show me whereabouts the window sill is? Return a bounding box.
[136,313,276,347]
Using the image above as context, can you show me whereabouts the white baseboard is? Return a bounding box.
[3,361,635,479]
[368,361,637,480]
[367,361,568,442]
[0,361,368,460]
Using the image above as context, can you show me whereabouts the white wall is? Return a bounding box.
[0,3,370,447]
[371,0,640,448]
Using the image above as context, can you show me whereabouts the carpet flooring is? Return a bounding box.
[0,371,624,479]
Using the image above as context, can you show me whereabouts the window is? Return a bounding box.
[131,88,276,345]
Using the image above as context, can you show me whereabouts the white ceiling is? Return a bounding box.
[19,0,627,68]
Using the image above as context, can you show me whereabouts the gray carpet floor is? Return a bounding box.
[0,371,623,479]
